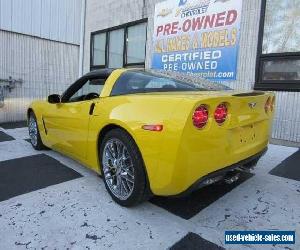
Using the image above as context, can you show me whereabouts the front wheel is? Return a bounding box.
[28,112,46,150]
[100,129,149,207]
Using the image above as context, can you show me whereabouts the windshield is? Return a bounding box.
[110,70,231,96]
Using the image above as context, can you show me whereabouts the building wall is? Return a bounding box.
[0,30,79,122]
[83,0,154,73]
[83,0,299,143]
[0,0,83,123]
[0,0,83,45]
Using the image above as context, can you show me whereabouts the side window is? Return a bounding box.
[92,33,106,67]
[67,78,106,102]
[145,79,176,89]
[255,0,300,91]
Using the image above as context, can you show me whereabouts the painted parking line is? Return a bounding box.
[150,172,254,220]
[4,127,29,140]
[0,139,42,162]
[0,154,82,202]
[170,232,225,250]
[0,131,15,142]
[269,149,300,182]
[189,172,300,250]
[0,177,190,250]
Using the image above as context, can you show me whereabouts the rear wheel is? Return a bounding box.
[100,129,149,207]
[28,112,46,150]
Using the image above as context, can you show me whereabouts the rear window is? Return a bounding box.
[110,70,230,96]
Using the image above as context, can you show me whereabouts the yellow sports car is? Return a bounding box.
[28,69,275,206]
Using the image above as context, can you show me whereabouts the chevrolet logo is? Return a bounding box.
[248,102,257,109]
[157,8,172,17]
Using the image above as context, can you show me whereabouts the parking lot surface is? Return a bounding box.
[0,123,299,250]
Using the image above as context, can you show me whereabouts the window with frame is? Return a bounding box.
[91,20,147,70]
[63,78,106,103]
[92,33,106,67]
[255,0,300,91]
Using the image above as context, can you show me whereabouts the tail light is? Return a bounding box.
[192,105,209,129]
[265,97,272,113]
[142,124,163,132]
[214,103,228,125]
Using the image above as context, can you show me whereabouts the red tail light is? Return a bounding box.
[265,97,272,113]
[193,105,209,129]
[214,103,228,125]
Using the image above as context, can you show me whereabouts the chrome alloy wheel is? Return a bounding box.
[102,138,135,200]
[28,115,38,147]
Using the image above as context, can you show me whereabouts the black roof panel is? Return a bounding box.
[83,68,116,79]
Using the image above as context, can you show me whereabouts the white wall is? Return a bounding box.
[0,0,83,123]
[0,30,79,122]
[0,0,82,45]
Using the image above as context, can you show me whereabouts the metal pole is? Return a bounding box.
[79,0,87,77]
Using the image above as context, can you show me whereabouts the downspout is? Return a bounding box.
[79,0,86,77]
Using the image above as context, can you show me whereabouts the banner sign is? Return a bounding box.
[151,0,242,81]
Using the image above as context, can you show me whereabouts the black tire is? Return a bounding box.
[28,111,47,150]
[99,128,150,207]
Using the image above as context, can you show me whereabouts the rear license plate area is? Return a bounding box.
[238,124,256,144]
[230,124,257,150]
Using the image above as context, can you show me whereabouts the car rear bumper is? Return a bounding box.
[170,147,267,197]
[152,147,267,197]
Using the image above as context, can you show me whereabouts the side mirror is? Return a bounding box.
[48,94,61,104]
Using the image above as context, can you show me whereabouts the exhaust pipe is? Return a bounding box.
[236,166,254,173]
[224,172,240,184]
[200,170,241,187]
[202,175,224,186]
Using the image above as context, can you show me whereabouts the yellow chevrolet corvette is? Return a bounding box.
[28,68,275,206]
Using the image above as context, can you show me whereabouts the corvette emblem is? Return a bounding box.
[248,102,257,109]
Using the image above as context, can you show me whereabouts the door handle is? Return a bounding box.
[89,103,96,115]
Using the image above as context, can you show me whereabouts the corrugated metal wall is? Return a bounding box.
[272,92,300,142]
[0,30,79,122]
[0,0,82,123]
[0,0,82,45]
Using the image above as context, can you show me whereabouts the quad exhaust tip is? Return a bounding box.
[202,175,224,186]
[202,171,241,186]
[224,172,240,184]
[201,168,249,187]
